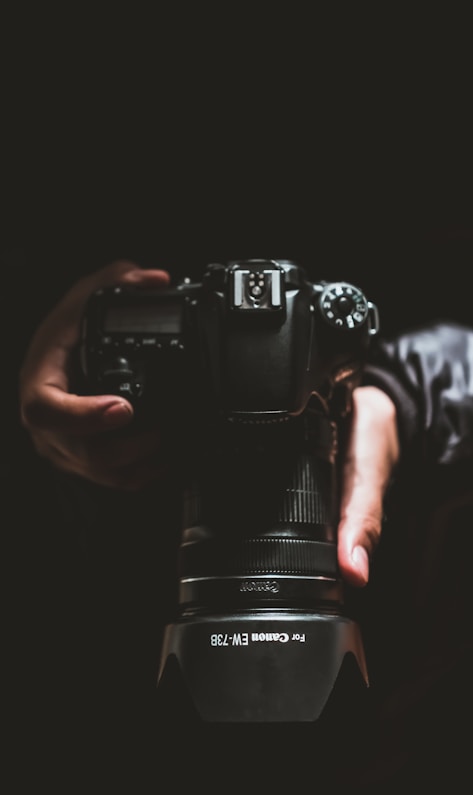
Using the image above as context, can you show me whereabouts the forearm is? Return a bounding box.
[363,322,473,467]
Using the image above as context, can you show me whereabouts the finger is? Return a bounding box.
[337,496,384,587]
[32,434,169,490]
[39,261,171,343]
[59,423,164,465]
[21,388,134,434]
[71,260,171,301]
[33,425,167,489]
[337,386,399,587]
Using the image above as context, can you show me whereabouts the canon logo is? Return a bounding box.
[240,580,280,594]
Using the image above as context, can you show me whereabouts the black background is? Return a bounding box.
[3,10,472,359]
[3,11,472,532]
[3,10,473,789]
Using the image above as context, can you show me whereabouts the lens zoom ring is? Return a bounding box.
[180,538,337,578]
[279,488,329,524]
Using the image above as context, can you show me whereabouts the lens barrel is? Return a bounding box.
[157,411,369,722]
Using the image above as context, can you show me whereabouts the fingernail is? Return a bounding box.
[101,401,133,425]
[351,545,369,584]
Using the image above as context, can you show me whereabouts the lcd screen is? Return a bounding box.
[104,301,182,333]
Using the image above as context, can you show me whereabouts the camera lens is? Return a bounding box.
[178,415,343,613]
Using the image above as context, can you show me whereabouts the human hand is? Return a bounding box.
[19,260,171,490]
[337,386,400,587]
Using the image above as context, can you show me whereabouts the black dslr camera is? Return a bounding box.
[79,259,379,724]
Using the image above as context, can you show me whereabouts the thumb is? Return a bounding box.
[336,386,399,587]
[337,496,384,587]
[21,387,134,435]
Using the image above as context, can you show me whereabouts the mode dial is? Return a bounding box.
[319,282,370,330]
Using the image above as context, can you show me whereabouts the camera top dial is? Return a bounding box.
[318,282,379,334]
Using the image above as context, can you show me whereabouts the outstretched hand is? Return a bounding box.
[19,260,171,490]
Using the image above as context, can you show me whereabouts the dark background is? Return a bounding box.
[2,8,472,482]
[2,10,473,789]
[3,10,472,345]
[3,12,472,309]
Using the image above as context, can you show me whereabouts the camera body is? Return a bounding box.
[79,259,379,723]
[80,258,378,422]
